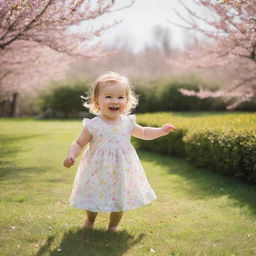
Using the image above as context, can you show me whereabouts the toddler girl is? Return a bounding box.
[63,72,175,232]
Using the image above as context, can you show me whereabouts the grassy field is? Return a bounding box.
[0,113,256,256]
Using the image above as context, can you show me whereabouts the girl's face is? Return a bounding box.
[97,82,127,119]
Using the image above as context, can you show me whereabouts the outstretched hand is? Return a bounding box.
[161,124,175,136]
[63,155,76,168]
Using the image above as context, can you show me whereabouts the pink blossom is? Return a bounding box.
[168,0,256,109]
[0,0,134,115]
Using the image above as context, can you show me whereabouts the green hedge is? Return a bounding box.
[134,125,187,157]
[184,130,256,183]
[133,75,228,112]
[36,74,256,116]
[37,80,91,118]
[134,112,256,184]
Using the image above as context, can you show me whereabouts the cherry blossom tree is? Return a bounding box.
[168,0,256,109]
[0,0,121,54]
[0,0,133,116]
[0,41,72,116]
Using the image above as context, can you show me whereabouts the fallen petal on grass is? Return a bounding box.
[150,248,156,253]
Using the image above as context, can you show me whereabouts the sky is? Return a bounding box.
[88,0,207,53]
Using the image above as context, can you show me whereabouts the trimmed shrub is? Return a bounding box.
[134,112,256,184]
[133,80,159,113]
[183,130,256,182]
[134,127,187,157]
[133,75,228,112]
[235,96,256,111]
[37,80,90,118]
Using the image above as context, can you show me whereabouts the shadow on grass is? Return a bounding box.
[35,228,145,256]
[0,134,29,158]
[0,134,44,159]
[0,165,48,181]
[138,150,256,215]
[0,134,48,181]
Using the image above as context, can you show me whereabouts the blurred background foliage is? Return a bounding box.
[32,74,255,119]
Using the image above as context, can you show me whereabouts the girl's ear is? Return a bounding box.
[95,98,101,111]
[94,96,99,106]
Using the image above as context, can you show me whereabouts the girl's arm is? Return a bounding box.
[132,123,175,140]
[63,126,92,168]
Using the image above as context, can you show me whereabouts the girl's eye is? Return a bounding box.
[105,96,111,98]
[119,96,125,99]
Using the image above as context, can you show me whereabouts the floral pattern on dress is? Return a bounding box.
[69,114,157,212]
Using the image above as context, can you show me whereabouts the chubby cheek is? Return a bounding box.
[102,100,108,106]
[120,102,126,110]
[100,99,110,108]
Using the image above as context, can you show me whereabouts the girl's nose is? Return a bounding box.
[111,98,119,104]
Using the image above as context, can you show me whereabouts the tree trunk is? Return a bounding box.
[10,92,18,117]
[0,100,10,117]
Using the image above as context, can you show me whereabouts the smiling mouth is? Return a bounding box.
[109,107,119,111]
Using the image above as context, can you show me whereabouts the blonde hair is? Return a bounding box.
[82,72,138,115]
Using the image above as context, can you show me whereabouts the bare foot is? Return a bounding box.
[84,220,94,230]
[108,226,119,232]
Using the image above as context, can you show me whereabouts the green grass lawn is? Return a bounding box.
[0,115,256,256]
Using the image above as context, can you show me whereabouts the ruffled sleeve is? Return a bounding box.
[83,118,93,135]
[128,114,136,132]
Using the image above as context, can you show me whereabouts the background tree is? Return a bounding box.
[168,0,256,109]
[0,42,72,116]
[0,0,121,54]
[0,0,133,116]
[151,25,173,57]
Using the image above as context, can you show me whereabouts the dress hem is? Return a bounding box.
[69,197,157,212]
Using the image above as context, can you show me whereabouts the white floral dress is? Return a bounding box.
[69,114,157,212]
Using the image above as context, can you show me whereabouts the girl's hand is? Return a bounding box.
[161,124,175,136]
[63,155,76,168]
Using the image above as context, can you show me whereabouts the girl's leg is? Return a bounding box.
[84,210,98,229]
[108,211,123,231]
